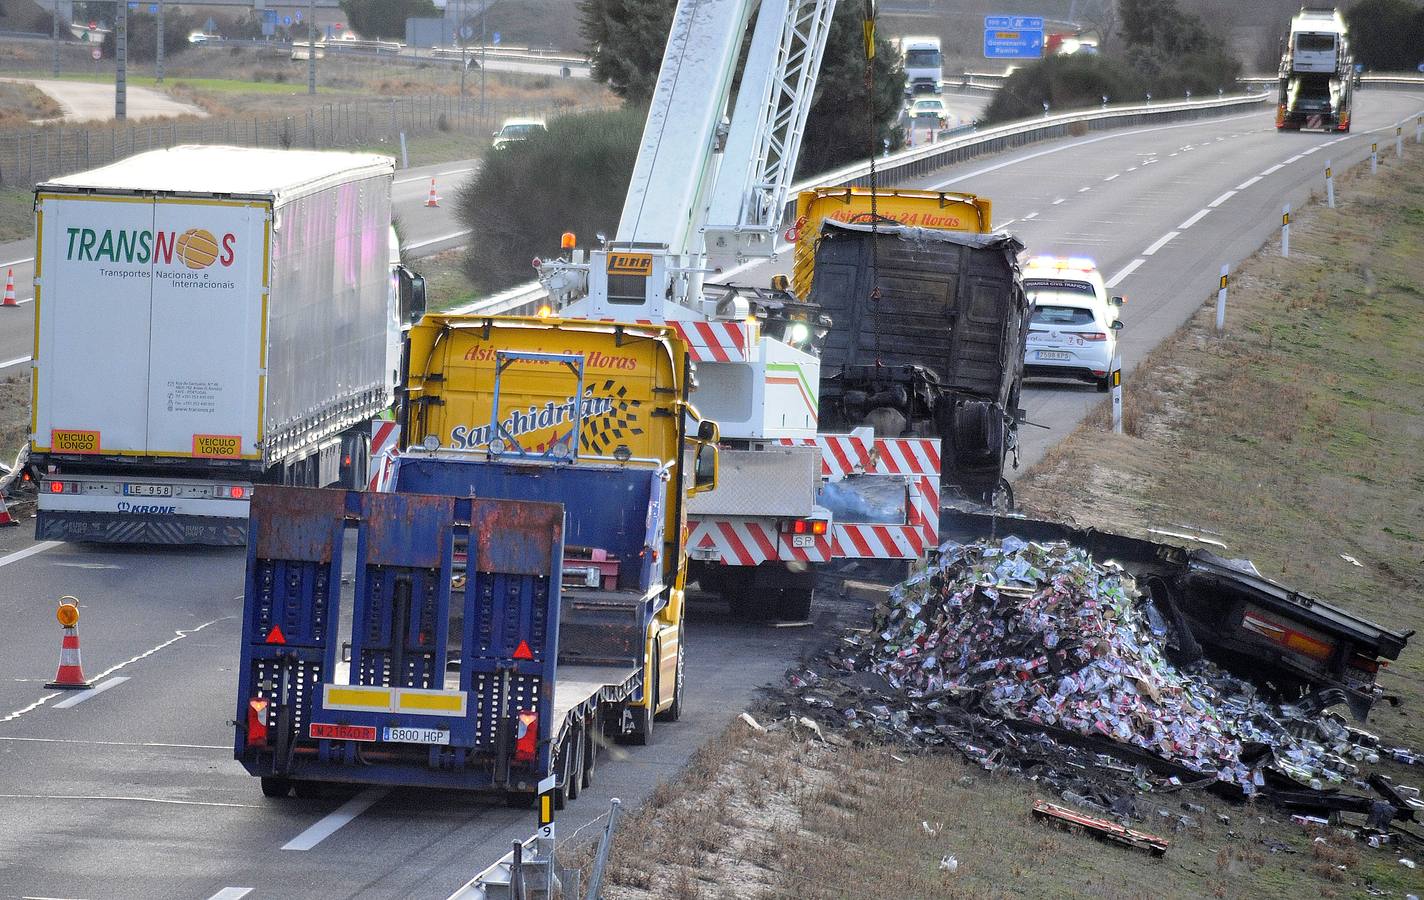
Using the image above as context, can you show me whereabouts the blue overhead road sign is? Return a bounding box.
[985,16,1044,30]
[984,28,1044,59]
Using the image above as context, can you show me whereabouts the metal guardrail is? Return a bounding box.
[451,91,1271,318]
[1239,73,1424,90]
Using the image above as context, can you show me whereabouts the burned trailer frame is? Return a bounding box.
[939,511,1410,720]
[809,222,1029,505]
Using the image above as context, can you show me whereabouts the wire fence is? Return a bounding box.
[0,94,589,187]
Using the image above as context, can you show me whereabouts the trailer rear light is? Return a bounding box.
[246,698,270,748]
[513,710,538,763]
[49,481,65,493]
[229,486,246,499]
[780,518,828,536]
[1348,654,1380,674]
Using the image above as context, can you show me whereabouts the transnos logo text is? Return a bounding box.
[66,227,235,269]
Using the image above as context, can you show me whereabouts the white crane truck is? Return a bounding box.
[514,0,942,620]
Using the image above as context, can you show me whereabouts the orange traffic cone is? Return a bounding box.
[2,269,15,307]
[46,599,91,690]
[0,494,17,526]
[425,178,440,208]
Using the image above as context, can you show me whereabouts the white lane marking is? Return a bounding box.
[1260,164,1284,175]
[1301,146,1320,155]
[0,541,61,568]
[1024,211,1039,219]
[1282,154,1303,164]
[393,166,475,185]
[207,890,253,900]
[1142,232,1179,256]
[282,788,389,851]
[1168,152,1179,157]
[404,228,474,252]
[1105,258,1145,288]
[0,617,227,724]
[1235,175,1263,190]
[0,355,31,370]
[1142,158,1159,165]
[0,256,34,268]
[1102,173,1120,181]
[997,218,1018,228]
[1177,209,1211,230]
[1051,198,1066,205]
[1126,166,1138,171]
[1208,190,1237,208]
[930,110,1260,190]
[52,676,129,709]
[1077,186,1091,192]
[0,736,227,750]
[0,793,260,809]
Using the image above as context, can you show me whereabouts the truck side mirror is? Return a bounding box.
[397,265,426,325]
[692,443,718,493]
[1110,320,1124,330]
[697,420,718,442]
[1110,295,1125,306]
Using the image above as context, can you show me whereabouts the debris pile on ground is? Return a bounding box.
[782,537,1424,825]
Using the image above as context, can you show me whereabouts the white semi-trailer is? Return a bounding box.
[29,146,417,544]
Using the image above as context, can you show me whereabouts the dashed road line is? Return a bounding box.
[1301,146,1320,155]
[1260,163,1284,175]
[0,256,34,268]
[1,355,32,370]
[1142,231,1179,256]
[1235,175,1263,190]
[1208,190,1237,208]
[52,676,129,709]
[1077,186,1091,192]
[1126,166,1138,171]
[1177,209,1211,230]
[1283,154,1303,164]
[404,228,474,253]
[1024,211,1039,219]
[1105,258,1145,288]
[282,788,389,851]
[1102,173,1120,181]
[207,890,254,900]
[997,218,1018,228]
[1168,152,1179,157]
[393,166,475,185]
[1051,197,1066,205]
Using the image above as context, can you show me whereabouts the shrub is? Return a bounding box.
[457,107,645,293]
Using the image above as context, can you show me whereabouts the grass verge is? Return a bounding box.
[564,145,1424,898]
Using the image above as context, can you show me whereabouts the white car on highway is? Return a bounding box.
[1020,256,1124,391]
[491,118,548,149]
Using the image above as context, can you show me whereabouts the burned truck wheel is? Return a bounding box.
[949,401,1005,465]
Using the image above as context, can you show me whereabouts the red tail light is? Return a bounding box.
[780,518,828,535]
[49,481,65,493]
[513,710,538,762]
[1077,332,1108,341]
[246,698,270,748]
[229,486,246,499]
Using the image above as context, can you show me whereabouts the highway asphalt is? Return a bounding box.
[0,91,1421,898]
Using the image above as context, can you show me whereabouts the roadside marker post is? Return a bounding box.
[1371,142,1378,174]
[399,132,408,170]
[1398,126,1405,158]
[1325,160,1334,208]
[1216,265,1229,333]
[1416,116,1422,144]
[1281,204,1290,258]
[1110,354,1123,435]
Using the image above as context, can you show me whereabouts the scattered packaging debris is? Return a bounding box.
[777,536,1422,839]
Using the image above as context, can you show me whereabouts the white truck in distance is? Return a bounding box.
[898,36,943,95]
[1286,6,1348,74]
[30,146,421,545]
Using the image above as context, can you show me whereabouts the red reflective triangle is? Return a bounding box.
[266,625,287,645]
[512,640,534,660]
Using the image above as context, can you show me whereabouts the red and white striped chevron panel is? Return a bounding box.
[688,518,831,566]
[368,421,400,492]
[634,319,749,363]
